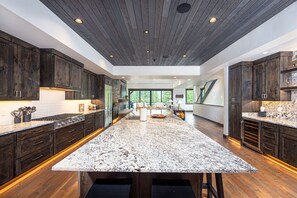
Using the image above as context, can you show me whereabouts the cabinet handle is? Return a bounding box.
[32,140,44,146]
[68,138,76,143]
[32,154,44,161]
[68,129,75,133]
[19,91,22,98]
[15,91,18,97]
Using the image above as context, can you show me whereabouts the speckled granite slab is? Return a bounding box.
[80,109,105,115]
[53,115,256,173]
[0,121,54,136]
[242,112,297,129]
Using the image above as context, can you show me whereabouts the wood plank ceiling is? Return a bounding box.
[40,0,296,66]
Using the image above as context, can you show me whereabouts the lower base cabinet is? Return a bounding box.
[0,134,15,185]
[279,126,297,167]
[95,111,104,130]
[54,121,84,154]
[261,122,279,158]
[84,114,95,136]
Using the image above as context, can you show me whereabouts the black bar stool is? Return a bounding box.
[152,179,196,198]
[86,179,132,198]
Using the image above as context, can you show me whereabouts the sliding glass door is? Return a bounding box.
[128,89,173,108]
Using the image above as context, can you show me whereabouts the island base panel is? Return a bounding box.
[79,172,224,198]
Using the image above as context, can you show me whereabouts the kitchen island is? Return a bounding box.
[53,112,256,197]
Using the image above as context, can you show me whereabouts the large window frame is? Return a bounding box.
[128,89,173,106]
[185,89,194,104]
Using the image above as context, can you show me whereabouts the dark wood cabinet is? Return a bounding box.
[95,111,104,130]
[0,133,15,185]
[252,52,291,101]
[65,69,98,100]
[54,122,84,154]
[40,48,83,90]
[279,126,297,167]
[261,122,279,158]
[84,113,95,136]
[0,31,40,100]
[15,124,54,176]
[228,62,259,141]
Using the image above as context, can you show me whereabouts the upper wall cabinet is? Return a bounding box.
[65,69,98,100]
[252,52,292,101]
[0,31,40,100]
[40,49,83,90]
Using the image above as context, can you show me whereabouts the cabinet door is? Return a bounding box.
[228,66,242,141]
[95,112,104,130]
[17,46,40,100]
[69,62,82,90]
[89,73,98,99]
[0,37,14,99]
[279,126,297,167]
[265,58,280,100]
[253,63,266,100]
[54,56,69,88]
[0,144,14,185]
[81,71,89,99]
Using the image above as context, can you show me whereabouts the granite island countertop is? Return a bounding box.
[53,114,256,173]
[0,121,54,136]
[242,112,297,129]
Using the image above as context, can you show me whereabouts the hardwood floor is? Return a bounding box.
[1,114,296,198]
[185,112,297,198]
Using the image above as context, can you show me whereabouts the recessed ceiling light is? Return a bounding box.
[188,79,191,81]
[183,54,187,58]
[177,3,191,14]
[110,55,114,58]
[74,18,83,24]
[144,30,149,34]
[146,50,150,53]
[121,76,125,79]
[209,17,217,23]
[173,76,177,79]
[262,51,269,54]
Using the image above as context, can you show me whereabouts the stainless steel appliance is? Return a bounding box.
[105,84,112,127]
[34,113,85,129]
[241,119,261,152]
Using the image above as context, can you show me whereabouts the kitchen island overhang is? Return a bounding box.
[52,113,256,197]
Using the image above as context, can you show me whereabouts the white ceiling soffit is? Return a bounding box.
[0,0,113,75]
[200,1,297,75]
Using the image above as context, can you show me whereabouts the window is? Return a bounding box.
[129,89,173,107]
[186,89,194,104]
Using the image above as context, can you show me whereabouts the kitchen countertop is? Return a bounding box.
[0,121,54,136]
[242,112,297,129]
[53,113,256,173]
[80,109,104,115]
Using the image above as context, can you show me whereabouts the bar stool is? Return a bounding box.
[152,179,196,198]
[85,179,132,198]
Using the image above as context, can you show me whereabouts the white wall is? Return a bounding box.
[193,104,224,124]
[173,88,193,111]
[193,75,224,124]
[0,89,91,125]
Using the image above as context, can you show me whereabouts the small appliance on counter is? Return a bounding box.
[88,104,97,110]
[79,104,85,112]
[258,106,266,117]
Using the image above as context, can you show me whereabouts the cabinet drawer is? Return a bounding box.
[54,122,84,142]
[262,142,278,158]
[261,122,279,145]
[16,132,53,158]
[17,124,54,141]
[84,127,94,136]
[0,144,14,185]
[16,146,52,176]
[55,131,84,153]
[0,133,15,148]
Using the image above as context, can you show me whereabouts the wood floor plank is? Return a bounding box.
[1,114,296,197]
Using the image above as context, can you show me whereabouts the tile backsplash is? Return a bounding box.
[261,90,297,119]
[0,89,91,125]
